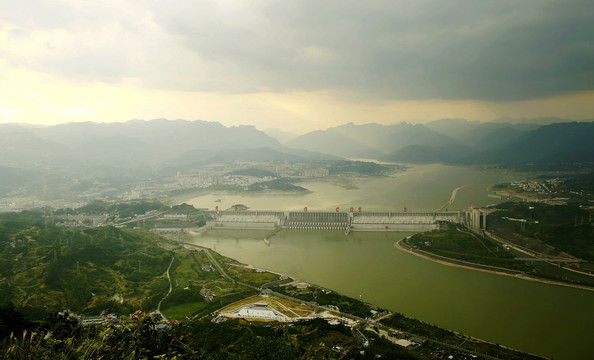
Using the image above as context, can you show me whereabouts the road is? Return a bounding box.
[115,211,167,226]
[485,231,594,285]
[155,255,175,322]
[438,184,468,211]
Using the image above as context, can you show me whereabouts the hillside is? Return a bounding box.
[0,214,172,318]
[424,118,536,151]
[262,128,299,144]
[467,121,594,168]
[382,145,476,163]
[382,121,594,169]
[0,120,343,203]
[0,119,283,171]
[0,119,341,177]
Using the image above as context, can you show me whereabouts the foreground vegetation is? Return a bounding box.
[380,313,544,360]
[1,307,425,360]
[0,302,545,360]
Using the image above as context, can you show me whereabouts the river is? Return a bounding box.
[184,164,594,359]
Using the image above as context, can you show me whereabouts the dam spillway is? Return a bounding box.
[205,209,470,232]
[286,211,349,230]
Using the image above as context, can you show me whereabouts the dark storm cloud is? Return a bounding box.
[152,0,593,100]
[2,0,592,101]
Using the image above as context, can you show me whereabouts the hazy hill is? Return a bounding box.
[158,146,339,175]
[383,145,477,163]
[0,166,40,197]
[468,121,594,166]
[262,128,298,144]
[0,120,344,201]
[490,117,579,125]
[0,127,84,169]
[424,118,536,151]
[382,121,594,168]
[23,119,284,168]
[287,128,382,158]
[287,122,459,158]
[1,119,331,173]
[29,119,282,151]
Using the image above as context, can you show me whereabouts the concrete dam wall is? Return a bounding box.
[205,209,467,232]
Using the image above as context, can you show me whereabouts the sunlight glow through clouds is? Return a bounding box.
[0,0,592,132]
[1,59,592,134]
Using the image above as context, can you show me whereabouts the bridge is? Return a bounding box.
[205,208,472,233]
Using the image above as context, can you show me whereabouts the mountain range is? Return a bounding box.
[286,122,459,159]
[0,119,334,173]
[1,118,592,176]
[283,119,593,169]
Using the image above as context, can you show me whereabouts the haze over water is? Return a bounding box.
[186,164,594,360]
[188,164,518,212]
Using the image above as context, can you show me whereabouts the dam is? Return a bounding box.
[205,208,484,232]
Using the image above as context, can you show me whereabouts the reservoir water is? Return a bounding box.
[187,164,517,212]
[185,164,594,359]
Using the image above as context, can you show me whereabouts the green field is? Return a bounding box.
[489,202,594,262]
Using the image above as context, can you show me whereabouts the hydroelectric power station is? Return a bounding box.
[205,207,487,233]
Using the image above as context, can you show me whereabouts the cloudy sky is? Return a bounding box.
[1,0,592,133]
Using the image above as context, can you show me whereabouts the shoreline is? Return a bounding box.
[394,238,594,292]
[165,187,311,207]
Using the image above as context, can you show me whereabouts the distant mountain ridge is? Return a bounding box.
[27,119,283,163]
[383,121,594,169]
[2,118,591,175]
[467,121,594,166]
[283,118,592,169]
[423,118,537,150]
[262,128,298,144]
[286,122,459,158]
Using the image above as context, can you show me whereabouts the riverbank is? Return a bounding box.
[394,238,594,292]
[165,187,312,207]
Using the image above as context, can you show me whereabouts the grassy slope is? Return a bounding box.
[407,226,531,271]
[0,214,172,318]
